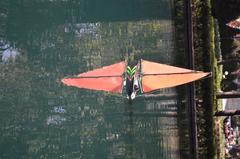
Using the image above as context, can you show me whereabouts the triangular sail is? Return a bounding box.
[226,17,240,30]
[61,61,125,93]
[141,60,209,93]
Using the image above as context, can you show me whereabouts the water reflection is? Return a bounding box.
[103,91,180,159]
[0,0,191,158]
[1,47,20,62]
[47,115,66,125]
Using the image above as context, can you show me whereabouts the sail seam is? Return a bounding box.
[66,75,123,78]
[142,71,204,76]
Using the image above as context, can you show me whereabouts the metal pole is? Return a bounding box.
[216,92,240,99]
[184,0,198,158]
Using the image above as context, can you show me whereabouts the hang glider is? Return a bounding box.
[226,17,240,30]
[61,59,210,99]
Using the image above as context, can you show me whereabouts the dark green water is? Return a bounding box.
[0,0,191,158]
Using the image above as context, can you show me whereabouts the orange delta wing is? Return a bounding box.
[141,73,209,92]
[141,60,209,93]
[226,17,240,30]
[62,77,123,93]
[61,61,125,93]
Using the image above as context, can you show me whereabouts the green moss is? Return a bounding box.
[192,0,225,158]
[211,35,224,159]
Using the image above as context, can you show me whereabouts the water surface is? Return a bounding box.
[0,0,191,158]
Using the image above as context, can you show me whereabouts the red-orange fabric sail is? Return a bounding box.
[226,17,240,30]
[61,61,125,93]
[141,60,209,93]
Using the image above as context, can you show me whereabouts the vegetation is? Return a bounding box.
[173,0,222,158]
[192,0,223,158]
[192,0,240,158]
[211,0,240,91]
[212,0,240,158]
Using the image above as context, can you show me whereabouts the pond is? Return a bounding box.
[0,0,192,158]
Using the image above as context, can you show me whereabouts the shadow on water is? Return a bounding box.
[0,0,191,158]
[102,88,181,158]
